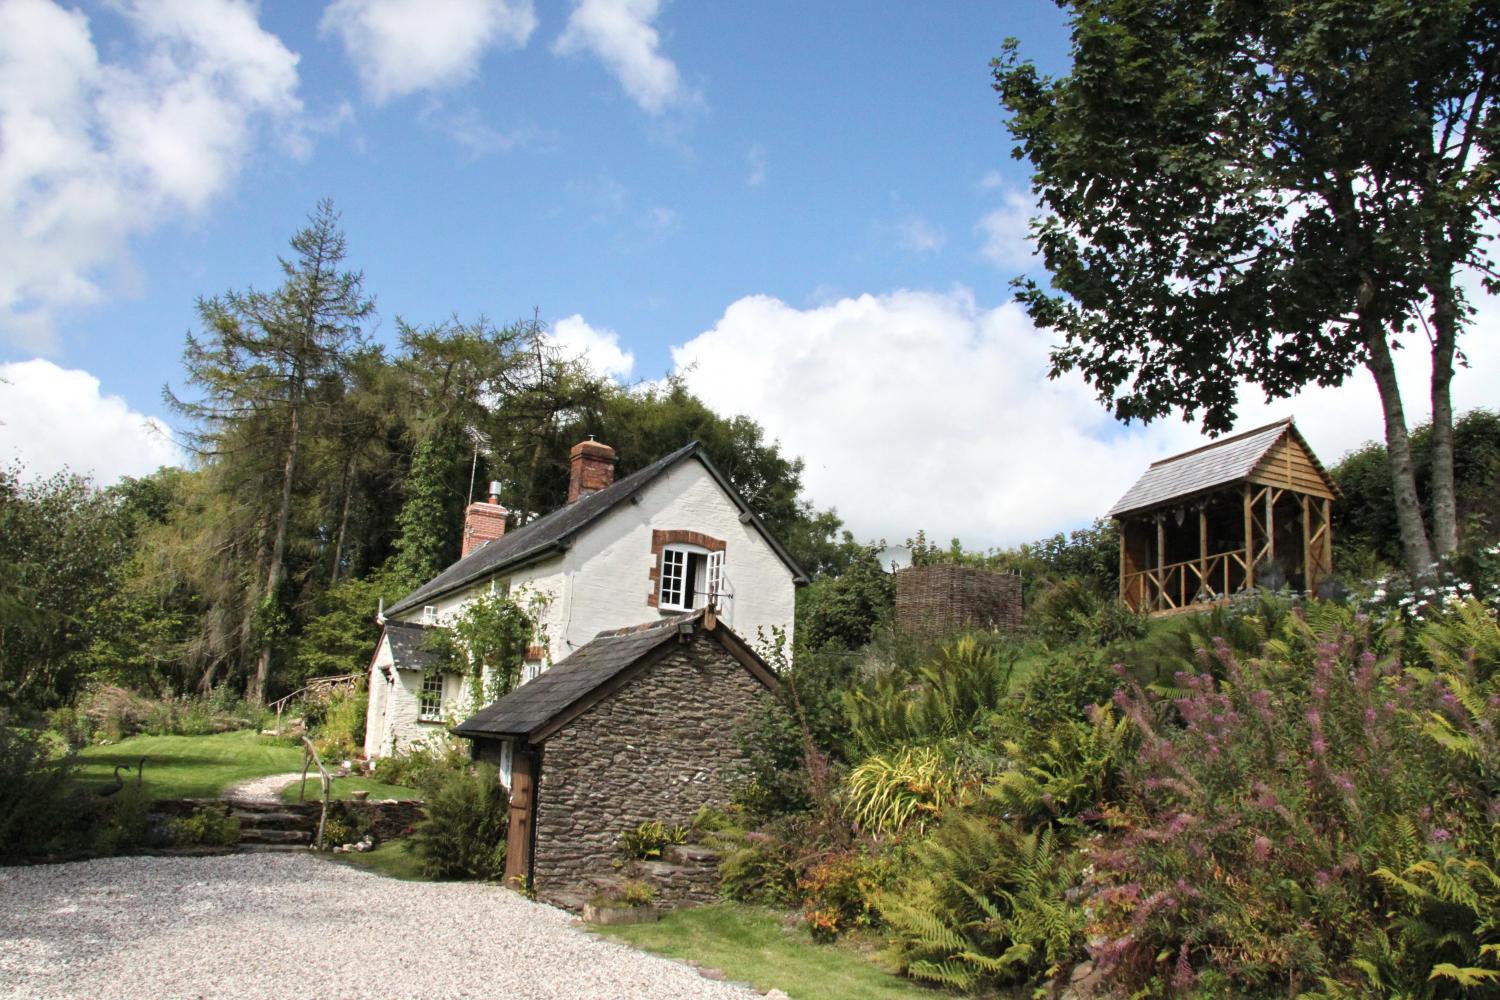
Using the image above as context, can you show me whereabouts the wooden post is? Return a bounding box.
[1243,484,1254,589]
[1156,516,1166,612]
[1265,489,1276,564]
[1301,494,1312,593]
[1118,522,1127,606]
[1198,505,1209,602]
[504,747,536,891]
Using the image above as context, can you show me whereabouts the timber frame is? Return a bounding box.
[1110,419,1339,615]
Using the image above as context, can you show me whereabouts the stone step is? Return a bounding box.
[232,810,317,829]
[239,843,314,854]
[239,828,312,845]
[664,844,721,865]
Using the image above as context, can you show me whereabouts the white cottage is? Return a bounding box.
[363,438,806,757]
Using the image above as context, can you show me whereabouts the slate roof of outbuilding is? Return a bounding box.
[1108,418,1312,517]
[386,442,807,618]
[451,611,707,740]
[383,620,439,672]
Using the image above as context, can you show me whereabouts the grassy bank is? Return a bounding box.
[75,730,303,799]
[595,904,931,1000]
[326,839,432,880]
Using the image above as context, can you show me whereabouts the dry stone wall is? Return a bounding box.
[531,634,769,903]
[895,564,1024,636]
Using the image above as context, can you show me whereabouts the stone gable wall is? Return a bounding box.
[531,634,769,899]
[895,564,1024,636]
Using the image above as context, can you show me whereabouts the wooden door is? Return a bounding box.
[503,748,536,890]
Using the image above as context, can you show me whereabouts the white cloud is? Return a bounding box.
[896,216,947,254]
[548,314,636,380]
[0,0,303,350]
[977,190,1036,270]
[670,287,1500,549]
[0,359,183,483]
[321,0,536,104]
[978,169,1005,191]
[553,0,687,115]
[746,144,767,188]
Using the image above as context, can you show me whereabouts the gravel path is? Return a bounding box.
[0,853,759,1000]
[222,772,304,805]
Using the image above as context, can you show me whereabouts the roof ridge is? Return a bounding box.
[1146,417,1291,469]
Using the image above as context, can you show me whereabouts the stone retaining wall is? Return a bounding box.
[895,564,1023,636]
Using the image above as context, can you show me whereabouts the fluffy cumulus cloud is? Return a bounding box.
[547,314,635,380]
[554,0,686,114]
[0,0,302,350]
[0,359,183,483]
[670,288,1500,549]
[321,0,536,103]
[976,189,1036,270]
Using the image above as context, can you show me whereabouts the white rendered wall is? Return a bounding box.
[362,637,393,758]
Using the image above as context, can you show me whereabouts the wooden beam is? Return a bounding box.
[1198,506,1209,602]
[1323,498,1334,582]
[1118,522,1127,604]
[1243,483,1254,589]
[503,746,536,891]
[1301,493,1312,592]
[1156,516,1166,613]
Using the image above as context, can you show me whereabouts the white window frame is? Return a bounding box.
[421,605,437,625]
[498,739,514,791]
[658,544,725,612]
[418,673,444,722]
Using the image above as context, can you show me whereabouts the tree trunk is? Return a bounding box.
[330,455,353,585]
[1363,327,1435,580]
[1426,272,1460,557]
[251,394,301,705]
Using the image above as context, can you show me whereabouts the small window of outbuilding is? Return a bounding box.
[418,673,444,721]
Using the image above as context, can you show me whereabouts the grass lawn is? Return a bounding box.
[280,775,421,804]
[324,838,434,881]
[594,904,934,1000]
[74,730,303,799]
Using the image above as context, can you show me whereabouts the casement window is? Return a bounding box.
[421,606,438,625]
[522,657,545,685]
[658,545,726,612]
[418,673,444,722]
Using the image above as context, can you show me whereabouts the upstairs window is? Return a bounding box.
[418,673,444,722]
[421,605,438,625]
[658,545,726,612]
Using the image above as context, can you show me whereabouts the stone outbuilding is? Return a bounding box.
[452,608,777,905]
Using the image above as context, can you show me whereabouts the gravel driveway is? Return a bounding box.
[0,853,759,1000]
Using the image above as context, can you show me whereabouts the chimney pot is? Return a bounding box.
[487,480,503,504]
[568,438,617,503]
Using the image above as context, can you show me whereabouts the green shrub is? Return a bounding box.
[408,763,508,880]
[1027,574,1145,646]
[311,684,366,762]
[618,819,688,860]
[719,825,801,907]
[845,634,1013,753]
[799,847,899,941]
[880,815,1086,991]
[845,744,974,836]
[47,705,94,748]
[0,718,89,858]
[371,740,467,795]
[90,784,154,855]
[167,803,240,847]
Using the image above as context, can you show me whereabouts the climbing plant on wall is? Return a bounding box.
[424,592,543,712]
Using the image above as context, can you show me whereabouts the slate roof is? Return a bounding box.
[383,620,439,672]
[451,611,706,740]
[1109,418,1301,517]
[386,442,807,618]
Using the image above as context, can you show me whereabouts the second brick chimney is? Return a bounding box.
[462,481,508,558]
[568,437,616,503]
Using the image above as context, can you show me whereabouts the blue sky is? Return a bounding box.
[2,0,1497,548]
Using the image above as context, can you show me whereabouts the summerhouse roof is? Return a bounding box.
[1108,418,1336,518]
[451,610,776,743]
[387,442,807,618]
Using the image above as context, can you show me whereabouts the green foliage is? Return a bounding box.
[309,683,367,761]
[424,592,538,712]
[0,465,135,708]
[388,433,469,590]
[881,817,1086,991]
[800,848,899,941]
[719,827,802,907]
[845,635,1013,754]
[990,704,1130,826]
[618,819,689,860]
[293,570,402,683]
[845,745,974,836]
[408,762,508,880]
[369,739,470,795]
[167,803,241,847]
[1332,409,1500,569]
[906,520,1119,605]
[796,544,895,653]
[1026,575,1145,647]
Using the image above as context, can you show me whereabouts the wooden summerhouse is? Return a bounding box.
[1110,418,1339,614]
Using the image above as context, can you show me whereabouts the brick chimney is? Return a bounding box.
[462,481,508,558]
[568,437,616,503]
